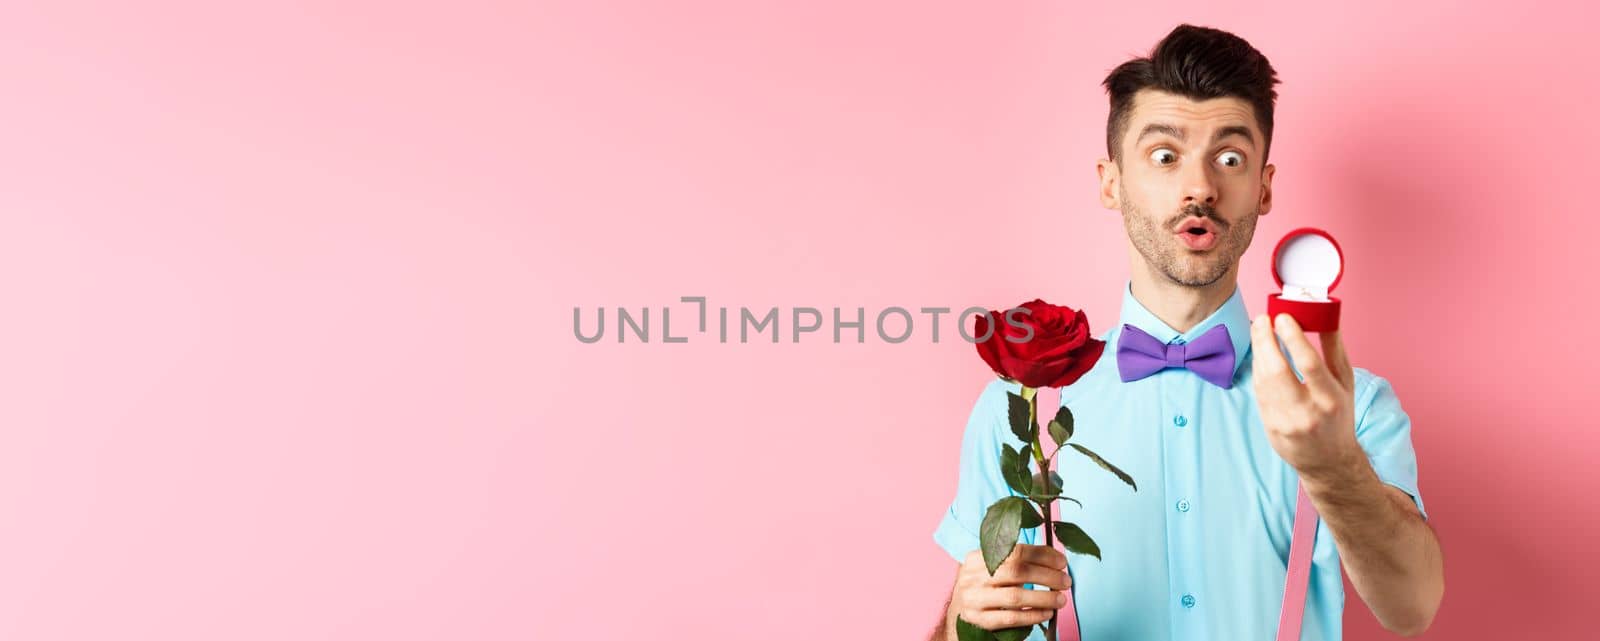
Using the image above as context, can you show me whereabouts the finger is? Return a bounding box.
[1249,314,1303,399]
[1271,313,1341,399]
[961,605,1055,631]
[1318,330,1355,391]
[969,586,1067,612]
[988,562,1071,590]
[1011,544,1067,570]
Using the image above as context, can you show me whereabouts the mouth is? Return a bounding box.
[1174,217,1220,251]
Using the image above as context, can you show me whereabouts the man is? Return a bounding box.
[930,24,1444,640]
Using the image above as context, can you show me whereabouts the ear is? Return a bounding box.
[1096,157,1120,210]
[1258,162,1276,216]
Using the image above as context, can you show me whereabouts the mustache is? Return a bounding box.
[1172,203,1226,231]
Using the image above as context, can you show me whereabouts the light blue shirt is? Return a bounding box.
[933,281,1427,641]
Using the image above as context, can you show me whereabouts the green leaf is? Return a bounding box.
[1053,521,1102,560]
[1016,498,1043,529]
[1030,470,1063,496]
[1006,391,1033,443]
[955,615,997,641]
[1026,471,1077,505]
[994,626,1032,641]
[1068,443,1138,491]
[1028,493,1084,509]
[1048,406,1074,444]
[1000,445,1033,496]
[979,497,1026,575]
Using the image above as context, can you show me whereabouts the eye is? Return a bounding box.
[1216,150,1245,168]
[1149,148,1178,166]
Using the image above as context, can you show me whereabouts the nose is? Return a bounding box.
[1181,159,1218,208]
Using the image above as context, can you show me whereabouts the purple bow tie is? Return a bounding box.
[1116,323,1236,389]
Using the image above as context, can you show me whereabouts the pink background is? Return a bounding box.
[1,1,1593,639]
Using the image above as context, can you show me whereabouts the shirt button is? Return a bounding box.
[1173,415,1188,427]
[1176,499,1191,513]
[1181,594,1196,608]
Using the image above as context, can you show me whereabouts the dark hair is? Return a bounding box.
[1102,24,1280,163]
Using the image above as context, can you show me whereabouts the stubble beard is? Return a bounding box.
[1120,186,1257,289]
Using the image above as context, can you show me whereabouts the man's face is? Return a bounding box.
[1097,89,1275,288]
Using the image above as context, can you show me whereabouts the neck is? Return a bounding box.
[1128,262,1239,335]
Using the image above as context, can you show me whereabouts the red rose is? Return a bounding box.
[973,299,1106,388]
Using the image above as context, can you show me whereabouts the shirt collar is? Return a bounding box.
[1112,279,1253,381]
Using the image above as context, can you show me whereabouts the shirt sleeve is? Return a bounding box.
[932,378,1033,563]
[1352,369,1428,521]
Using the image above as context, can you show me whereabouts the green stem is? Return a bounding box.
[1022,386,1042,460]
[1044,495,1059,641]
[1025,387,1060,641]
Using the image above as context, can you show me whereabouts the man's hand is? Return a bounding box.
[942,544,1070,640]
[1248,313,1445,634]
[1249,312,1366,482]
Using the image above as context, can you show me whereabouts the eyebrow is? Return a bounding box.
[1135,123,1185,144]
[1212,125,1256,148]
[1135,123,1258,148]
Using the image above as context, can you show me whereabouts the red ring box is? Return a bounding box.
[1267,227,1343,333]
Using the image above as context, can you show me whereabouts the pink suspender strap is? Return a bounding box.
[1276,481,1319,641]
[1052,482,1318,641]
[1057,568,1081,641]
